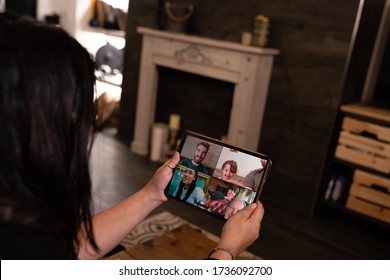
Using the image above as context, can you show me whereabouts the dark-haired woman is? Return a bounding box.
[0,14,264,260]
[174,168,205,206]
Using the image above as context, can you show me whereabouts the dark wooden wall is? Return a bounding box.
[118,0,360,216]
[5,0,37,17]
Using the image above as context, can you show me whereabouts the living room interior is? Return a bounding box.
[4,0,390,259]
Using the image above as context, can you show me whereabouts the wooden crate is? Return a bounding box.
[346,170,390,224]
[335,117,390,173]
[341,116,390,142]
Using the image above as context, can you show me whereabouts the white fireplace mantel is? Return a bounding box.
[131,26,279,155]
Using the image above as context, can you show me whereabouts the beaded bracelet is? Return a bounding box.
[208,247,235,260]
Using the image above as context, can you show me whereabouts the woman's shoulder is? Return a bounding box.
[193,186,205,195]
[0,223,72,260]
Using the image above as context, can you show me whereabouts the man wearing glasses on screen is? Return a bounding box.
[224,199,246,219]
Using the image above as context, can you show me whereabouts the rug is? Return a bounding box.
[120,211,261,260]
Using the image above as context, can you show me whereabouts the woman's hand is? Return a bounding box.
[143,152,180,203]
[79,152,181,259]
[211,201,265,259]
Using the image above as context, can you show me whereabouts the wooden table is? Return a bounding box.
[105,224,217,260]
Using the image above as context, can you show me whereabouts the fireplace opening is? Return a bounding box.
[155,66,235,140]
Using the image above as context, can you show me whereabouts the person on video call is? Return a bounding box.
[0,14,264,260]
[208,181,240,201]
[243,158,268,192]
[173,168,205,206]
[224,199,246,219]
[208,159,241,200]
[207,184,240,216]
[180,141,210,175]
[221,160,237,180]
[218,160,243,186]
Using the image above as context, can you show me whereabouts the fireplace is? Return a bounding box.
[155,66,235,140]
[131,27,279,155]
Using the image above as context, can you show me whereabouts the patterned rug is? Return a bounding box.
[120,211,261,260]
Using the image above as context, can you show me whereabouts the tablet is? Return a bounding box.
[165,130,272,220]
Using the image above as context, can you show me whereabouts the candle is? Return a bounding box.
[241,32,252,45]
[169,114,181,130]
[150,123,169,162]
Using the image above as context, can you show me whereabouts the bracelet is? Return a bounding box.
[208,247,235,260]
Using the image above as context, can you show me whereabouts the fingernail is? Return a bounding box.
[250,203,257,209]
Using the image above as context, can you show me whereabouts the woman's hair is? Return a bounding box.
[0,14,98,258]
[176,169,198,202]
[222,160,238,174]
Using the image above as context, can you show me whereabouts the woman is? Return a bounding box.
[224,184,240,201]
[174,168,205,206]
[0,14,264,260]
[207,184,240,217]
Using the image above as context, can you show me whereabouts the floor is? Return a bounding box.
[91,128,390,260]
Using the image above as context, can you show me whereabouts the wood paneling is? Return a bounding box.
[118,0,360,215]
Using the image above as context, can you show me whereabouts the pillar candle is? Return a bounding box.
[241,32,252,45]
[150,123,169,162]
[169,114,181,130]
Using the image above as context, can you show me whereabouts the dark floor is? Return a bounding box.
[91,128,390,260]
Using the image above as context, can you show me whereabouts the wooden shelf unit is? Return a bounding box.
[320,103,390,226]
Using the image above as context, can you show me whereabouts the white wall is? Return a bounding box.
[37,0,126,56]
[37,0,77,36]
[0,0,5,12]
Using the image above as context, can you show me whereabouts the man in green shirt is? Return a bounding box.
[180,141,210,175]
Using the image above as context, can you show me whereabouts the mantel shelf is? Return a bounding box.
[137,27,280,56]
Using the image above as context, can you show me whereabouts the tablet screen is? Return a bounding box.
[165,131,272,220]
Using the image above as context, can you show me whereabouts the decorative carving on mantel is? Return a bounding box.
[174,44,212,65]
